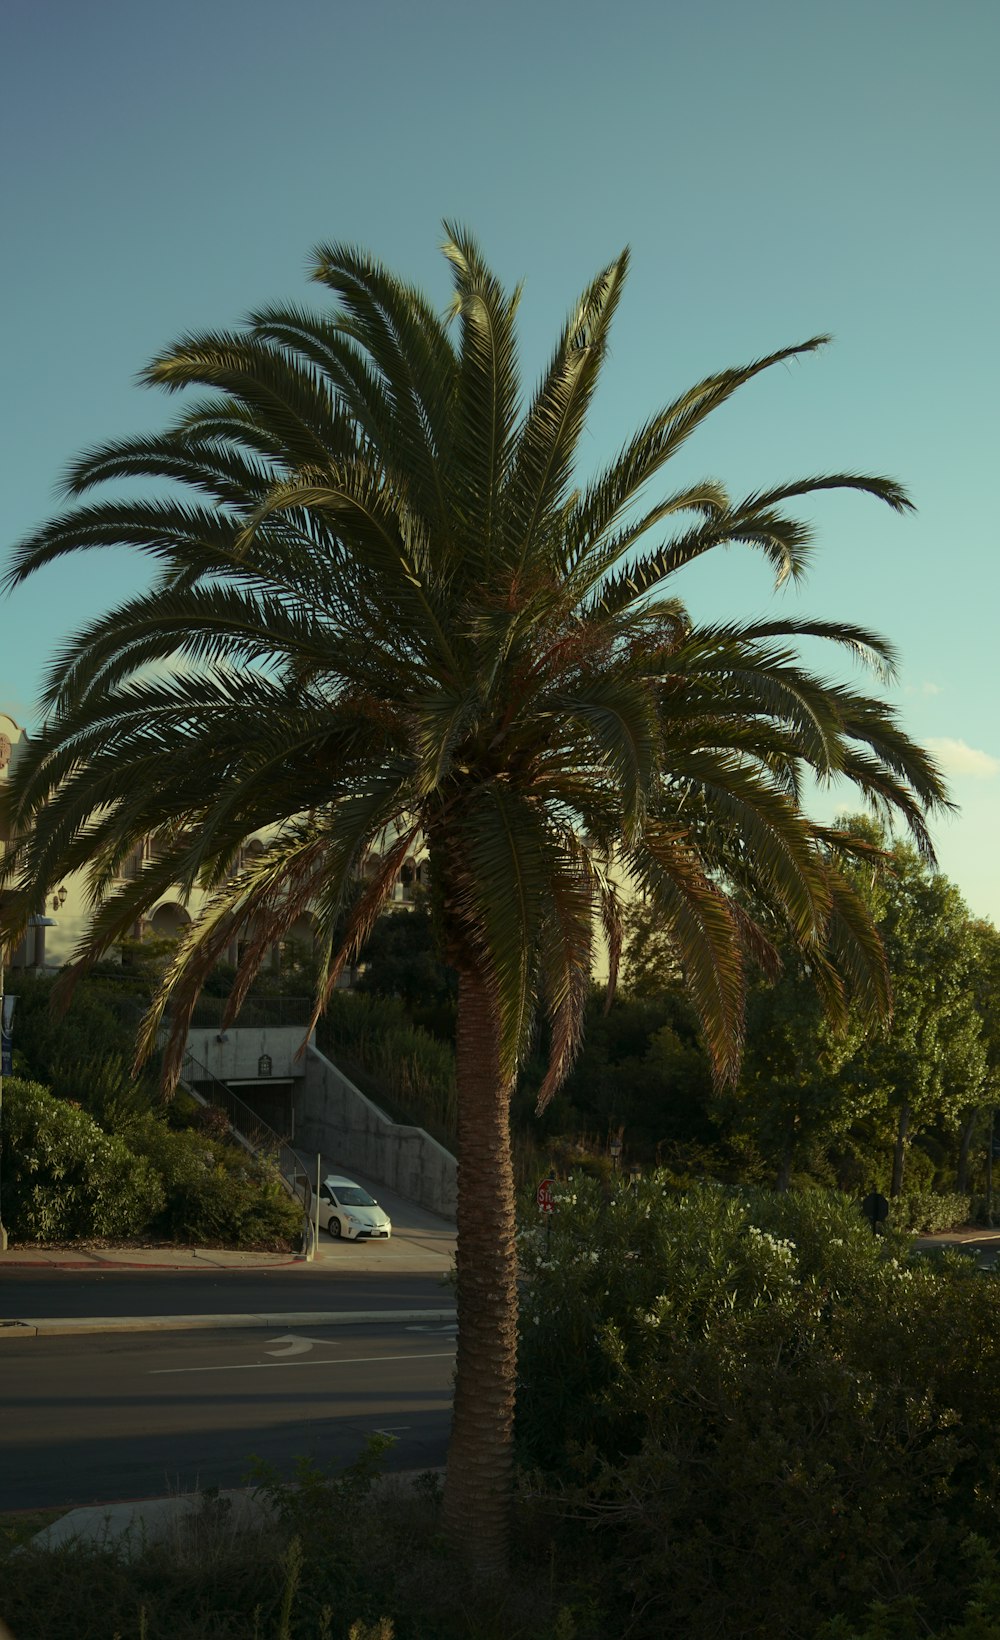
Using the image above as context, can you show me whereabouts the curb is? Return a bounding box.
[0,1255,306,1271]
[27,1467,451,1552]
[0,1308,457,1341]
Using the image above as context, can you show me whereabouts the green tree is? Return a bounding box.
[833,827,987,1196]
[721,954,874,1189]
[355,901,456,1039]
[0,230,946,1570]
[622,891,686,997]
[957,919,1000,1195]
[538,987,716,1160]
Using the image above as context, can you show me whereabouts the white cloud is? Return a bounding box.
[926,738,1000,778]
[904,680,943,698]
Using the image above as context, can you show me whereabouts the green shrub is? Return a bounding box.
[0,1077,163,1241]
[516,1177,1000,1638]
[125,1116,302,1248]
[0,1458,606,1640]
[891,1188,972,1233]
[5,969,157,1126]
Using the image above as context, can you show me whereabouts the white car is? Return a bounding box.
[317,1175,392,1241]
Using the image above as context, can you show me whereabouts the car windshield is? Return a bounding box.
[331,1186,376,1207]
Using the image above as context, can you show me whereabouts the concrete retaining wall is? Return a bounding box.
[187,1026,309,1084]
[299,1044,457,1219]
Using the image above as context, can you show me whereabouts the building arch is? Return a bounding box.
[148,901,192,941]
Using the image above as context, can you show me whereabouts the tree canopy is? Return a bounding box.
[0,229,949,1569]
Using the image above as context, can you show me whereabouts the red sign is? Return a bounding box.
[536,1177,555,1213]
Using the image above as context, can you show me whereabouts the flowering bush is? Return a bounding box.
[516,1177,1000,1637]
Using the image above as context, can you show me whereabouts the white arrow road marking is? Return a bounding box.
[149,1350,456,1376]
[266,1334,316,1357]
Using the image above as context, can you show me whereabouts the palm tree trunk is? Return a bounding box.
[442,967,518,1575]
[890,1100,910,1198]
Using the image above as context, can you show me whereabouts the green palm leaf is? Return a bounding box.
[0,225,951,1575]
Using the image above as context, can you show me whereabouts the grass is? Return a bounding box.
[0,1507,64,1555]
[0,1451,607,1640]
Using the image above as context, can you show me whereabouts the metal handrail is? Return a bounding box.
[179,1048,313,1245]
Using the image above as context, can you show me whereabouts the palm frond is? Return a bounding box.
[1,231,946,1128]
[627,825,746,1083]
[505,250,630,569]
[441,223,520,566]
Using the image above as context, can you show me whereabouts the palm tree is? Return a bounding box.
[0,228,947,1573]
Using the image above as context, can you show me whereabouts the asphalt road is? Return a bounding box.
[0,1321,455,1511]
[0,1269,450,1320]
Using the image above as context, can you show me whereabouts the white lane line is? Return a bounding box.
[150,1350,456,1377]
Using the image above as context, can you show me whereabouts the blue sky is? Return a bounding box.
[3,0,998,919]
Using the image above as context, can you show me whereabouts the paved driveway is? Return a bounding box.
[302,1156,456,1275]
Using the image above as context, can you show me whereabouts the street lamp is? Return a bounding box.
[609,1137,622,1173]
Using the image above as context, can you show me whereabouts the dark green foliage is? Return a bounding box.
[0,1076,300,1248]
[246,1439,400,1632]
[1,1447,613,1638]
[818,1536,1000,1636]
[833,826,988,1197]
[125,1116,302,1248]
[3,970,301,1249]
[516,1178,1000,1638]
[1,1076,163,1239]
[516,987,717,1158]
[891,1188,971,1232]
[317,990,457,1143]
[7,968,158,1127]
[355,903,457,1042]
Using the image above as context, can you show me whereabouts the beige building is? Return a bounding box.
[0,710,54,968]
[2,708,424,972]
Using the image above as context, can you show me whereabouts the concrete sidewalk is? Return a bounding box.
[913,1227,1000,1264]
[0,1243,304,1271]
[306,1158,456,1274]
[0,1163,456,1274]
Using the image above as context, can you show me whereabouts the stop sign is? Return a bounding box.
[536,1176,555,1213]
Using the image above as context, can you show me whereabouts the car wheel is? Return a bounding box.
[329,1217,342,1239]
